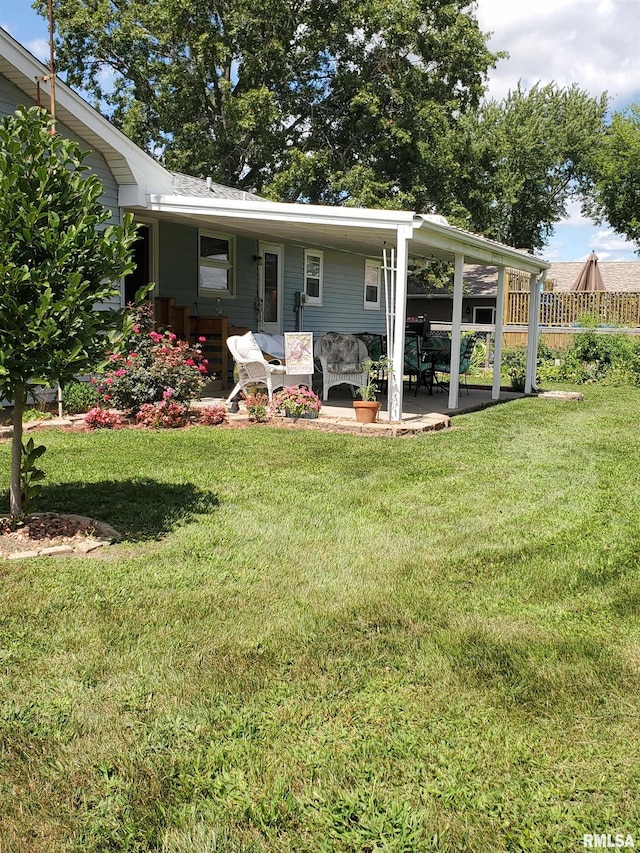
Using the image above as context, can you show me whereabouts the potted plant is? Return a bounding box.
[353,357,391,423]
[272,385,322,419]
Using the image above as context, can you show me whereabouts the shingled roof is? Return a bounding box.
[410,261,640,297]
[168,172,267,202]
[546,261,640,293]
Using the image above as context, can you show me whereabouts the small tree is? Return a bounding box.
[0,106,138,516]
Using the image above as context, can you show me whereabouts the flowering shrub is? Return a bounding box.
[96,303,209,413]
[85,407,123,429]
[272,385,322,417]
[199,404,227,425]
[136,400,189,429]
[244,391,270,422]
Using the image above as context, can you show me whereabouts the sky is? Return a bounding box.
[1,0,639,262]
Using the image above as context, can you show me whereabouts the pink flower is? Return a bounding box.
[132,324,140,333]
[130,352,138,358]
[108,353,120,361]
[162,387,174,399]
[114,369,126,377]
[198,364,208,373]
[105,377,114,384]
[168,333,177,341]
[198,336,206,342]
[185,358,195,366]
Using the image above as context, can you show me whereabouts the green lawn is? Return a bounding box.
[1,385,639,852]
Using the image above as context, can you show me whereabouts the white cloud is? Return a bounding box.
[26,37,50,63]
[475,0,640,259]
[476,0,640,107]
[560,200,594,229]
[591,228,639,259]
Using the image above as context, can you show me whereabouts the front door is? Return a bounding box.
[258,243,283,334]
[124,223,152,305]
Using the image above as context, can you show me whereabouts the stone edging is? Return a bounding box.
[537,390,584,401]
[4,512,121,560]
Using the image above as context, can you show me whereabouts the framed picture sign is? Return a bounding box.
[284,332,314,375]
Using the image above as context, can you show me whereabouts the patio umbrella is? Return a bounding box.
[570,251,606,292]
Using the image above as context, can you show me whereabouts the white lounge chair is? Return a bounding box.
[226,331,286,402]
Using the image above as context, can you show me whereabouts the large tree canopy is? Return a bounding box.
[449,83,609,251]
[582,103,640,252]
[40,0,501,209]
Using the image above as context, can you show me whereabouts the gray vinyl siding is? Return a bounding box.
[156,219,388,335]
[157,223,259,327]
[287,246,387,335]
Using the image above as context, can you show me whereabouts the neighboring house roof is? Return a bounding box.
[546,261,640,293]
[169,172,267,202]
[410,261,640,298]
[408,264,500,298]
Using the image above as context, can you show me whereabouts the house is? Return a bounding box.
[408,265,504,326]
[0,27,549,419]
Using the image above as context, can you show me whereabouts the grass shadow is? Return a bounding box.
[0,478,219,542]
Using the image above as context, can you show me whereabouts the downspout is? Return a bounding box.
[389,224,413,422]
[492,265,506,400]
[447,252,465,411]
[525,271,544,393]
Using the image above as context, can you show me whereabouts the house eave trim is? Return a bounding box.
[146,194,415,231]
[0,28,171,190]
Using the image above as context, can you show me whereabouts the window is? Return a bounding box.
[304,249,323,305]
[199,231,235,296]
[364,259,381,310]
[472,306,496,324]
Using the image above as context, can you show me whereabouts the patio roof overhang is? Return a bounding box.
[133,191,549,277]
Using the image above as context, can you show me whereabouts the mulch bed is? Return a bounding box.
[0,513,95,552]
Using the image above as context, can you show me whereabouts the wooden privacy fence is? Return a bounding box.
[505,282,640,328]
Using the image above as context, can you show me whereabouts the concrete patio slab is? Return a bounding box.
[196,386,525,437]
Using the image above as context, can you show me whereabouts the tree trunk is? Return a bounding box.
[10,383,25,516]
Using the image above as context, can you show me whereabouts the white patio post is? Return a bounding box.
[448,252,465,411]
[492,265,506,400]
[525,272,541,393]
[389,224,412,422]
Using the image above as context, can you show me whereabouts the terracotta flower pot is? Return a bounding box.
[353,400,380,423]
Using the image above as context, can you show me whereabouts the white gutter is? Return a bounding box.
[412,215,550,276]
[145,193,415,231]
[0,28,171,190]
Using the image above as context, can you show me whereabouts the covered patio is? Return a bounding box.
[134,196,550,422]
